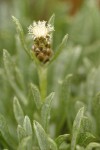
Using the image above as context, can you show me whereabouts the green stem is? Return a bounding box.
[38,66,47,101]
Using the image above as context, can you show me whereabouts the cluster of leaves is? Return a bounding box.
[1,0,100,149]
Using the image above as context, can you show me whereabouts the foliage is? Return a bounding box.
[0,0,100,149]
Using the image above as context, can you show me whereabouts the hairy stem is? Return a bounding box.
[38,66,47,101]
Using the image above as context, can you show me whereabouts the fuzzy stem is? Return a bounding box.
[38,66,47,101]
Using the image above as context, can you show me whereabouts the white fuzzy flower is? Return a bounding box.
[28,21,54,39]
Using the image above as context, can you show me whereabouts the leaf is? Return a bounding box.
[23,116,32,136]
[55,134,70,147]
[48,14,55,27]
[17,136,32,150]
[79,117,92,133]
[71,107,84,150]
[86,69,96,111]
[92,92,100,134]
[75,101,85,113]
[14,67,25,90]
[48,14,55,47]
[48,137,58,150]
[76,145,84,150]
[85,142,100,150]
[58,74,72,131]
[41,92,55,131]
[33,120,49,150]
[13,97,24,126]
[78,132,95,147]
[12,16,30,56]
[3,49,14,81]
[0,114,16,149]
[50,34,68,63]
[17,125,26,142]
[3,49,27,105]
[30,83,42,109]
[61,74,72,103]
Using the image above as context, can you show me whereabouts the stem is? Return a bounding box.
[38,66,47,101]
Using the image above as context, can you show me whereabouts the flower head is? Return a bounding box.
[28,20,54,63]
[28,21,54,40]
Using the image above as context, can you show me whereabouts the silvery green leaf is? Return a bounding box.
[3,49,27,105]
[48,14,55,27]
[61,74,72,103]
[14,67,25,91]
[55,134,70,147]
[92,92,100,134]
[78,132,95,147]
[58,74,72,131]
[76,145,84,150]
[17,136,32,150]
[85,142,100,150]
[80,116,92,133]
[41,92,55,131]
[12,16,30,56]
[48,14,55,45]
[17,125,26,142]
[75,101,85,113]
[33,120,49,150]
[0,114,16,149]
[30,83,42,109]
[13,97,24,126]
[50,34,68,63]
[48,137,58,150]
[23,116,32,136]
[71,107,84,150]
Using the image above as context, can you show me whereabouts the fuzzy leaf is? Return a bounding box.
[17,125,26,142]
[23,116,32,136]
[3,49,27,105]
[33,120,49,150]
[78,132,95,147]
[3,49,14,81]
[79,117,92,133]
[17,136,32,150]
[75,101,85,113]
[41,92,55,131]
[48,14,55,27]
[85,142,100,150]
[77,116,95,147]
[55,134,70,147]
[12,16,30,56]
[92,92,100,134]
[30,83,42,109]
[13,97,24,126]
[58,74,72,131]
[71,107,84,150]
[50,34,68,63]
[48,137,58,150]
[0,114,16,149]
[14,67,25,90]
[61,74,72,103]
[48,14,55,46]
[76,145,84,150]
